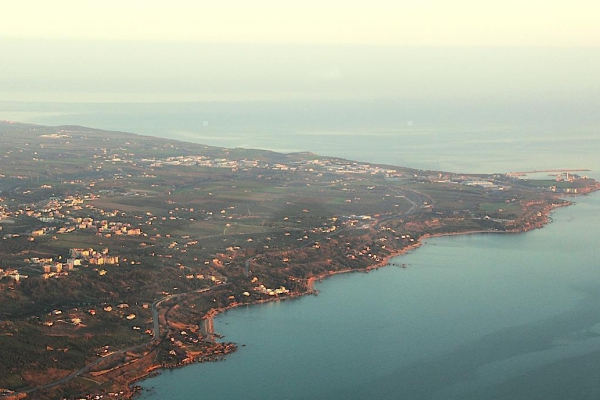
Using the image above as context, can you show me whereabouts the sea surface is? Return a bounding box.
[2,100,600,173]
[135,194,600,400]
[2,101,600,399]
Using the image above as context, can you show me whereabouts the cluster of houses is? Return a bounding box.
[23,247,120,280]
[0,201,9,220]
[29,256,75,279]
[306,159,401,177]
[147,155,251,170]
[184,273,226,284]
[69,248,120,266]
[20,195,86,223]
[0,268,28,282]
[42,302,139,331]
[34,212,143,238]
[254,284,290,296]
[250,277,290,296]
[142,154,403,178]
[4,193,145,241]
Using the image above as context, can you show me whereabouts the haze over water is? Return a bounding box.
[3,99,600,399]
[3,99,600,174]
[9,101,595,399]
[3,2,600,398]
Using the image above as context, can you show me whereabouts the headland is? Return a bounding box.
[0,121,598,399]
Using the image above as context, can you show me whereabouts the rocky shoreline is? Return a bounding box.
[125,194,591,400]
[3,192,589,400]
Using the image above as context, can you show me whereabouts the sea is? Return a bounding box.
[2,100,600,399]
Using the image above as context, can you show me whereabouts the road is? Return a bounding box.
[12,287,217,397]
[11,186,426,396]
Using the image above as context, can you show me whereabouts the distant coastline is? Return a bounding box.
[1,121,598,399]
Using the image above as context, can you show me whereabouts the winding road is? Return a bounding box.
[12,287,217,397]
[10,186,426,397]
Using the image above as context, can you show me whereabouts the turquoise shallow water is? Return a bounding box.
[138,192,600,400]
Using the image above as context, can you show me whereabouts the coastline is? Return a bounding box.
[128,196,587,399]
[305,199,575,292]
[9,191,595,399]
[0,121,598,399]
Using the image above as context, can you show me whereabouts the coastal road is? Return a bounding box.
[9,187,428,397]
[390,187,434,215]
[13,286,219,397]
[370,187,431,232]
[151,287,213,340]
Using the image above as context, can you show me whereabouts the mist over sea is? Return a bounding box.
[2,99,600,174]
[2,100,600,399]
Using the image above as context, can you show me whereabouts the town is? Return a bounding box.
[0,121,598,399]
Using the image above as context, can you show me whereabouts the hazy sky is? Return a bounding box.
[2,0,600,46]
[1,1,599,103]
